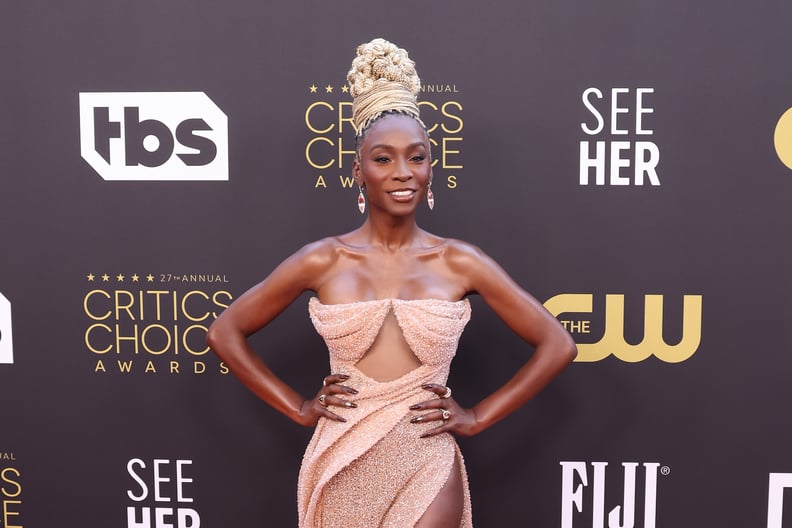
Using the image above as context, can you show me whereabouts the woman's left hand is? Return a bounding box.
[409,384,479,438]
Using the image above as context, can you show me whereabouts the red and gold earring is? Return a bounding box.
[426,182,435,210]
[357,185,366,214]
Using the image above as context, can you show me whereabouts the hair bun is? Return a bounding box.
[347,38,421,99]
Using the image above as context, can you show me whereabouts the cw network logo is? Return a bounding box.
[79,92,228,181]
[561,461,665,528]
[768,473,792,528]
[544,294,702,363]
[0,292,12,364]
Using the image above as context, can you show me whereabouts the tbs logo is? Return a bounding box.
[0,292,12,364]
[79,92,228,181]
[768,473,792,528]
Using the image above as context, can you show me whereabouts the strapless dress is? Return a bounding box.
[298,297,474,527]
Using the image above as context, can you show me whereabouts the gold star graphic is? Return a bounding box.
[132,274,140,282]
[325,85,333,93]
[116,274,125,282]
[341,85,349,93]
[101,274,110,282]
[87,273,95,281]
[309,84,317,93]
[146,274,155,282]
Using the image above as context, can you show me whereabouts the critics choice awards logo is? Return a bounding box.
[0,292,12,364]
[544,293,702,363]
[79,92,228,181]
[126,458,200,528]
[579,87,661,186]
[82,272,232,375]
[1,451,22,528]
[560,461,669,528]
[303,82,464,192]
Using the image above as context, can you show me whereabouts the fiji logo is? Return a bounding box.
[561,461,667,528]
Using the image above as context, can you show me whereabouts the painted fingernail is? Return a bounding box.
[409,404,421,410]
[347,388,359,394]
[339,374,349,379]
[411,416,423,423]
[345,401,357,408]
[421,384,432,390]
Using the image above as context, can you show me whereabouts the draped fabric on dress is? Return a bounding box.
[299,297,473,528]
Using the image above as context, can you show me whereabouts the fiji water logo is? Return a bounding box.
[561,461,669,528]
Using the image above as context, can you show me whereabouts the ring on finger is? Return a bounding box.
[322,377,329,387]
[441,409,451,421]
[318,394,328,407]
[441,387,452,399]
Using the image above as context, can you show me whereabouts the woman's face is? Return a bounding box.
[354,114,432,217]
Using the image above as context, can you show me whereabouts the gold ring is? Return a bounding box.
[441,409,451,421]
[318,394,328,407]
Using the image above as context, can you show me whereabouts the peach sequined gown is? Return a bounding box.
[299,297,473,528]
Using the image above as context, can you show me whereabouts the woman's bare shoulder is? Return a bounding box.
[290,235,351,269]
[438,238,489,268]
[434,237,508,296]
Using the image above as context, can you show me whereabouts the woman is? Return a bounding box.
[207,38,577,528]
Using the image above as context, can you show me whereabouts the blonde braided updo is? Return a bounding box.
[347,38,425,137]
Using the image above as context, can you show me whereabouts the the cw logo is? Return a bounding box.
[544,294,702,363]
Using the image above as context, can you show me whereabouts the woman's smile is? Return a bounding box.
[388,189,417,201]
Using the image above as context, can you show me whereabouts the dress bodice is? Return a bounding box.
[308,297,471,367]
[302,296,475,527]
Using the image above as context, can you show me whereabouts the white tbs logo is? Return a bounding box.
[768,473,792,528]
[79,92,228,181]
[0,292,12,364]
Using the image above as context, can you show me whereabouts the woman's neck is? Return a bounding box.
[359,211,421,252]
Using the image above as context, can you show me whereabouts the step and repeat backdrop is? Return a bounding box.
[2,1,792,526]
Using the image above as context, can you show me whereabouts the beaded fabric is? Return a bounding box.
[299,298,474,527]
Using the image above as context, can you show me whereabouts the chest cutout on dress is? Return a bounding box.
[353,308,423,382]
[308,297,471,382]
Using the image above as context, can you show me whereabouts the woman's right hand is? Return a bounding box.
[296,373,359,426]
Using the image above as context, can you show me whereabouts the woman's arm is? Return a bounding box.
[206,239,350,426]
[417,240,577,437]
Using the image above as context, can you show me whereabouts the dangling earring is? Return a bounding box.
[357,185,366,214]
[426,182,435,210]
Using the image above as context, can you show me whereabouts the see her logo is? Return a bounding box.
[0,292,12,364]
[126,458,200,528]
